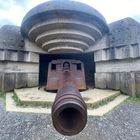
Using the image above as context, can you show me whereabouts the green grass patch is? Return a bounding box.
[0,92,5,100]
[126,96,140,103]
[12,92,53,107]
[12,93,25,106]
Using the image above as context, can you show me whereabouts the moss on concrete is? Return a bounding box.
[87,93,120,109]
[12,93,25,106]
[12,90,120,110]
[0,92,5,100]
[12,92,53,107]
[126,96,140,103]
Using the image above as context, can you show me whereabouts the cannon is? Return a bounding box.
[20,0,109,136]
[46,60,87,136]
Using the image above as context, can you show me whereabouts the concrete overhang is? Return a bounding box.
[21,0,109,54]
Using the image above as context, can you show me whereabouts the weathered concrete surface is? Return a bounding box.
[120,72,135,96]
[0,62,39,73]
[0,73,39,92]
[6,93,51,114]
[3,73,15,92]
[88,94,128,116]
[95,73,120,90]
[0,50,5,60]
[95,73,107,88]
[94,18,140,96]
[21,0,109,53]
[15,73,27,89]
[0,24,45,92]
[6,92,128,117]
[94,45,140,62]
[0,49,39,92]
[94,50,106,62]
[5,50,18,61]
[27,74,39,87]
[0,25,24,50]
[87,35,109,52]
[0,50,39,63]
[14,88,120,106]
[106,73,120,90]
[0,73,4,90]
[0,25,46,54]
[135,72,140,97]
[95,72,137,96]
[96,59,140,72]
[109,18,140,47]
[24,39,46,54]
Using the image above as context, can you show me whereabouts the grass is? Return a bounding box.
[12,92,53,107]
[12,93,25,106]
[0,92,5,100]
[126,96,140,103]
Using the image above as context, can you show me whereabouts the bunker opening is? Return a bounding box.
[39,52,95,90]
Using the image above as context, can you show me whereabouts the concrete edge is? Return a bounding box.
[86,91,120,107]
[6,92,128,116]
[6,93,51,114]
[14,88,120,108]
[87,94,129,116]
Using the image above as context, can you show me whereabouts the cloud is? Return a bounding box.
[0,0,27,26]
[77,0,140,23]
[0,0,140,27]
[0,0,49,26]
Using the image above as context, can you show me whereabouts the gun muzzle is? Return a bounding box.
[52,85,87,136]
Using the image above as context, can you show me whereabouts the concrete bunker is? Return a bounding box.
[20,0,108,93]
[1,0,140,136]
[0,0,140,97]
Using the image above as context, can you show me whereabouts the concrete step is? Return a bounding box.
[88,94,129,116]
[13,87,120,108]
[6,92,129,116]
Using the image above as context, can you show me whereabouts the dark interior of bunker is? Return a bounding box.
[39,52,95,89]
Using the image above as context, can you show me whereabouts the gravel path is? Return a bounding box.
[0,98,140,140]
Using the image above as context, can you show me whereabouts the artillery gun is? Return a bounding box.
[20,0,108,136]
[46,60,87,135]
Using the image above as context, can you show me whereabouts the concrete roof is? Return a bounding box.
[20,0,109,53]
[21,0,109,38]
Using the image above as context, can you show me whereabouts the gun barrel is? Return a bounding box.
[52,84,87,136]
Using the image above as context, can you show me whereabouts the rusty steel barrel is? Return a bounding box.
[52,84,87,136]
[50,60,87,135]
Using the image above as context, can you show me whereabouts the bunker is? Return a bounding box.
[1,0,140,135]
[0,0,140,97]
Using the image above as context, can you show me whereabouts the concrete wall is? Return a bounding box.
[0,49,39,92]
[93,18,140,96]
[1,17,140,96]
[0,25,46,92]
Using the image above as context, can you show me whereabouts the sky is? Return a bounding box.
[0,0,140,27]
